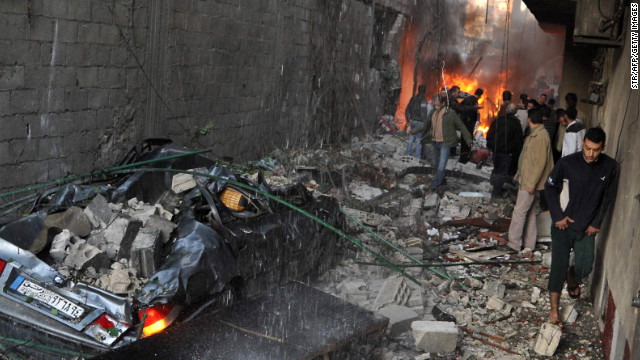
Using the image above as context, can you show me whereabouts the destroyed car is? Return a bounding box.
[0,140,341,355]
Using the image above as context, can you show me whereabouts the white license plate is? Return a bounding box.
[16,280,85,319]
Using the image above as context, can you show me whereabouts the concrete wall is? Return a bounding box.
[0,0,414,192]
[589,24,640,358]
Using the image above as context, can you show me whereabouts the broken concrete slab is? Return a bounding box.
[463,277,484,289]
[63,240,110,271]
[411,321,458,353]
[560,304,578,323]
[377,305,419,338]
[342,207,392,228]
[486,296,513,315]
[542,252,552,268]
[115,219,143,261]
[84,194,114,229]
[99,268,133,294]
[372,276,411,311]
[536,211,552,238]
[144,214,177,244]
[482,281,506,298]
[33,206,92,254]
[348,180,384,201]
[130,227,162,278]
[171,173,197,193]
[50,229,74,263]
[534,322,562,356]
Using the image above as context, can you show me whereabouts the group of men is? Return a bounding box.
[403,84,617,326]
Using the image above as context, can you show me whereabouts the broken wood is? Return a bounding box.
[461,327,506,342]
[442,217,511,232]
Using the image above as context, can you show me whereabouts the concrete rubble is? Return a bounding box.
[289,133,605,359]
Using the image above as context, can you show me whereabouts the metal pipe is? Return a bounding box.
[355,259,541,267]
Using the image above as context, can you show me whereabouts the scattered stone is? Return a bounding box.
[463,277,484,289]
[486,296,513,315]
[171,173,197,193]
[482,280,506,298]
[50,229,74,263]
[378,305,420,338]
[431,305,456,323]
[411,321,458,353]
[534,322,562,356]
[531,287,542,303]
[561,304,579,323]
[63,240,110,271]
[144,214,177,244]
[542,252,552,268]
[130,227,162,278]
[33,207,92,254]
[372,276,411,311]
[84,194,114,228]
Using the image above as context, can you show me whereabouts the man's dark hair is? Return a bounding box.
[566,107,577,120]
[528,108,543,124]
[418,85,426,93]
[585,127,606,144]
[475,88,484,97]
[556,108,566,117]
[565,92,577,107]
[528,99,540,108]
[450,85,460,92]
[502,90,512,101]
[548,98,555,106]
[519,93,528,102]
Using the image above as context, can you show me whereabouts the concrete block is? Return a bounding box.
[144,214,177,244]
[34,206,92,254]
[372,276,411,311]
[542,252,552,268]
[411,321,458,353]
[99,268,131,294]
[63,239,110,271]
[116,219,143,261]
[561,304,578,323]
[11,89,39,113]
[171,173,197,193]
[481,280,506,298]
[531,287,542,304]
[127,200,159,223]
[463,277,484,289]
[423,193,440,209]
[536,211,552,237]
[534,322,562,356]
[84,194,113,228]
[486,296,513,315]
[50,229,74,263]
[130,227,161,278]
[378,305,419,338]
[0,66,24,90]
[407,290,423,307]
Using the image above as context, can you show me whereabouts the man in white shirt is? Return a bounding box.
[561,107,586,157]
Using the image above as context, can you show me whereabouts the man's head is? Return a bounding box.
[520,93,529,106]
[556,108,567,126]
[582,127,606,163]
[433,94,443,109]
[506,102,518,115]
[565,107,577,122]
[527,99,539,110]
[527,108,543,126]
[565,92,577,108]
[538,93,547,105]
[474,88,484,97]
[450,86,461,98]
[418,85,426,94]
[548,98,556,108]
[502,90,512,102]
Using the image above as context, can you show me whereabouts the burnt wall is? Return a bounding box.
[0,0,414,191]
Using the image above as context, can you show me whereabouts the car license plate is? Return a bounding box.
[11,277,85,319]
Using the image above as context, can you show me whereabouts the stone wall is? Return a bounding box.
[0,0,414,192]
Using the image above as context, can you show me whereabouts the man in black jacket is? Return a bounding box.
[544,127,617,325]
[486,103,524,198]
[459,88,484,163]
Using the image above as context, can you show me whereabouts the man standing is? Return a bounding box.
[506,108,554,255]
[405,85,430,158]
[486,103,524,198]
[554,108,568,161]
[459,88,484,163]
[562,107,586,157]
[497,91,512,118]
[410,93,472,191]
[544,127,617,325]
[380,54,401,115]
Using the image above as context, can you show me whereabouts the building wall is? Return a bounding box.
[0,0,414,192]
[590,25,640,357]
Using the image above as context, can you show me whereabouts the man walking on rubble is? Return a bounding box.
[486,103,523,198]
[410,93,472,191]
[545,127,617,325]
[506,108,554,256]
[405,85,430,158]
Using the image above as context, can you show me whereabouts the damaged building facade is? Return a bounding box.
[0,0,413,191]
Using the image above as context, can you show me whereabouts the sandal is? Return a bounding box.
[550,320,564,328]
[568,284,581,299]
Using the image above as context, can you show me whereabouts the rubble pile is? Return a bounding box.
[43,194,179,298]
[258,133,604,359]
